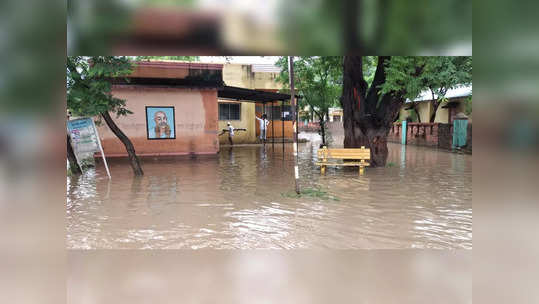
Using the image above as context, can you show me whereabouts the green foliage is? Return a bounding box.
[281,187,340,201]
[380,56,472,101]
[386,162,396,167]
[135,56,199,62]
[67,56,134,118]
[362,56,378,87]
[275,57,344,144]
[276,56,342,110]
[379,56,472,120]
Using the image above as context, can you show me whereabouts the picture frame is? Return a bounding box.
[145,106,176,140]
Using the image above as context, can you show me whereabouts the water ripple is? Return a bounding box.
[67,135,472,249]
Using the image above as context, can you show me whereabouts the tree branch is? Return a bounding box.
[365,56,389,114]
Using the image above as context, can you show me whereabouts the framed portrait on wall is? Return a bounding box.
[146,106,176,139]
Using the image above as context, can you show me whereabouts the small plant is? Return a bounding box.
[386,162,396,167]
[281,187,340,201]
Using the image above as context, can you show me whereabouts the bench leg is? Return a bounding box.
[359,166,364,175]
[321,165,326,175]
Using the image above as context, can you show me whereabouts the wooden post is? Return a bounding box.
[359,146,366,175]
[289,56,300,194]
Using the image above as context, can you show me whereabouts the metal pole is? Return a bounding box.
[281,100,284,145]
[263,101,266,147]
[91,119,111,179]
[271,100,275,150]
[289,56,300,194]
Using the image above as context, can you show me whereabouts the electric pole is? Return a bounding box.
[289,56,300,194]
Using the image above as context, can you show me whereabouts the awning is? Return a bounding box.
[441,101,461,109]
[218,85,299,103]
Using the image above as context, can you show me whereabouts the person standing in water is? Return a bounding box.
[255,113,269,142]
[218,122,235,145]
[218,122,245,146]
[226,122,234,145]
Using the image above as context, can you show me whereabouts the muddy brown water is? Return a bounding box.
[67,133,471,249]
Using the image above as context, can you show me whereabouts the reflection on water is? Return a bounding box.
[67,133,472,249]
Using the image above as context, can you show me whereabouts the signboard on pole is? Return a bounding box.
[67,118,99,154]
[67,118,111,178]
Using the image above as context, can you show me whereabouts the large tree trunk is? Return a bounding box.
[320,118,327,146]
[429,101,441,123]
[67,134,82,174]
[341,56,404,167]
[101,111,144,176]
[413,104,421,123]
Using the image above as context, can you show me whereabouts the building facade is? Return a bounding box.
[398,86,472,124]
[97,61,223,157]
[218,63,292,144]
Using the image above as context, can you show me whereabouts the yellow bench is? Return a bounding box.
[316,146,371,175]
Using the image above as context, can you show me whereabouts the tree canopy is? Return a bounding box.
[276,56,342,114]
[67,56,144,176]
[379,56,472,122]
[67,56,134,118]
[275,56,343,144]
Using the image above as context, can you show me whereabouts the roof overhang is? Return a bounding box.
[218,85,299,103]
[441,101,461,109]
[110,61,224,88]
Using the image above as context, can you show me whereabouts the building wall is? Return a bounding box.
[218,100,257,144]
[388,123,441,147]
[266,120,293,138]
[434,97,468,123]
[418,102,432,122]
[255,102,294,139]
[400,98,470,123]
[388,121,472,153]
[398,102,432,123]
[97,86,219,156]
[398,107,409,121]
[222,64,283,90]
[221,63,288,143]
[329,109,343,122]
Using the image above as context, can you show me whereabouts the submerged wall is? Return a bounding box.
[388,122,472,152]
[97,86,219,156]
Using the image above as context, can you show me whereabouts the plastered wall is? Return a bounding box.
[97,86,219,156]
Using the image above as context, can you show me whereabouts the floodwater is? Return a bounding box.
[67,133,472,249]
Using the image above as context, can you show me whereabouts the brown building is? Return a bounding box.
[96,61,293,157]
[97,61,223,157]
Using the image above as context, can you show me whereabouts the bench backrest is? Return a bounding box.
[317,147,371,160]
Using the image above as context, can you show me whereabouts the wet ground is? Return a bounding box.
[67,133,472,249]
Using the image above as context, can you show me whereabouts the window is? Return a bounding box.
[219,103,241,120]
[281,105,293,121]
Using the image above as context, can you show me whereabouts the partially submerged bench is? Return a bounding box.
[316,146,371,175]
